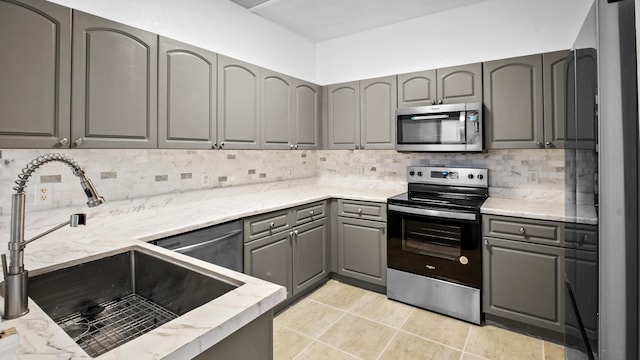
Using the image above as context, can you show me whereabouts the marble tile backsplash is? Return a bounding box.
[0,148,566,215]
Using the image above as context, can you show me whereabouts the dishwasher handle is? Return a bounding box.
[170,229,242,253]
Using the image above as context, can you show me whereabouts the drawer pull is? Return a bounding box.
[484,239,489,246]
[269,222,275,228]
[357,208,363,214]
[309,210,314,216]
[519,227,526,234]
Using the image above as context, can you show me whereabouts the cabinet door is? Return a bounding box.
[436,63,482,104]
[360,76,396,150]
[292,218,328,296]
[337,217,386,286]
[217,55,260,149]
[71,11,157,148]
[293,79,321,150]
[158,36,216,149]
[543,51,569,149]
[0,0,71,148]
[483,236,564,333]
[261,69,293,149]
[244,232,292,298]
[327,82,360,150]
[483,54,544,149]
[397,69,436,107]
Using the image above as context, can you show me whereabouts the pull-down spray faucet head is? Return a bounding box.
[78,173,105,207]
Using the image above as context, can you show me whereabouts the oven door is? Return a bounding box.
[387,204,482,288]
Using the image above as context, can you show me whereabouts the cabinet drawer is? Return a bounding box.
[482,215,564,246]
[244,209,290,242]
[293,201,327,225]
[337,199,387,222]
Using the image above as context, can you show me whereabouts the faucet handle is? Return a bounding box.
[70,213,87,227]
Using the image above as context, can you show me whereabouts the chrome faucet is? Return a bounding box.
[1,154,105,320]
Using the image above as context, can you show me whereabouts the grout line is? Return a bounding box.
[395,328,466,354]
[312,338,366,360]
[374,329,399,360]
[460,324,473,355]
[541,339,545,360]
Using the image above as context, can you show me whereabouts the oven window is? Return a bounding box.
[402,219,461,260]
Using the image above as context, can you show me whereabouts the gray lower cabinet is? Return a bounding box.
[326,76,396,150]
[336,212,387,287]
[397,63,482,107]
[0,0,71,148]
[158,36,217,149]
[483,236,564,333]
[244,202,328,299]
[218,55,261,149]
[483,51,568,149]
[71,11,158,148]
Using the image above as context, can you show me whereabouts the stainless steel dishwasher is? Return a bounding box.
[152,220,243,272]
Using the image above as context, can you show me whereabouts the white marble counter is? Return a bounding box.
[0,177,406,359]
[481,197,598,224]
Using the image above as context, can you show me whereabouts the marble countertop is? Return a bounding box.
[0,177,407,359]
[481,197,598,224]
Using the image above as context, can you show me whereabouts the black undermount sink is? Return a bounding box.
[28,248,241,357]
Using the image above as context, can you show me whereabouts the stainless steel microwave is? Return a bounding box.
[395,102,483,152]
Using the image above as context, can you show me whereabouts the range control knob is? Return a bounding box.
[477,174,484,180]
[409,170,415,176]
[468,174,474,179]
[417,171,423,177]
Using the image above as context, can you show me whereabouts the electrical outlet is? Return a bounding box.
[201,173,210,187]
[34,183,53,205]
[528,171,539,184]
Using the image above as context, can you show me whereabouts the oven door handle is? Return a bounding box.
[388,204,477,221]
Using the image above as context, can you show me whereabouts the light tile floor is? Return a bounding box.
[274,280,565,360]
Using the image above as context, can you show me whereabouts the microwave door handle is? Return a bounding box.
[410,115,449,120]
[460,111,466,143]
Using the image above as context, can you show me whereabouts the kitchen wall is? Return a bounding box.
[0,148,567,217]
[316,0,594,83]
[44,0,317,82]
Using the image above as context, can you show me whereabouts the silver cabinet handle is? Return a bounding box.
[583,235,589,242]
[355,144,359,149]
[535,141,542,148]
[59,137,69,146]
[213,142,218,149]
[74,137,83,146]
[294,144,299,149]
[309,210,314,216]
[269,222,275,228]
[519,227,526,234]
[360,144,365,149]
[484,239,489,246]
[380,225,385,234]
[431,100,436,105]
[438,100,443,105]
[357,208,363,215]
[546,141,553,148]
[290,144,294,149]
[220,142,225,148]
[293,230,299,235]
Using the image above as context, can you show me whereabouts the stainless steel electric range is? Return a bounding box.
[386,166,488,324]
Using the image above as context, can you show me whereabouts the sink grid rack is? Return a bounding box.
[55,293,178,357]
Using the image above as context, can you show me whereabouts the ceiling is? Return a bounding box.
[229,0,489,43]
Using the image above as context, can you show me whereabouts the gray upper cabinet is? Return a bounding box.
[217,55,261,149]
[293,79,321,150]
[360,76,396,150]
[543,50,569,149]
[0,0,71,148]
[71,11,158,148]
[483,54,544,149]
[397,69,436,107]
[484,52,568,150]
[327,77,395,150]
[437,63,483,104]
[397,63,481,108]
[158,36,217,149]
[327,81,360,150]
[261,69,293,150]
